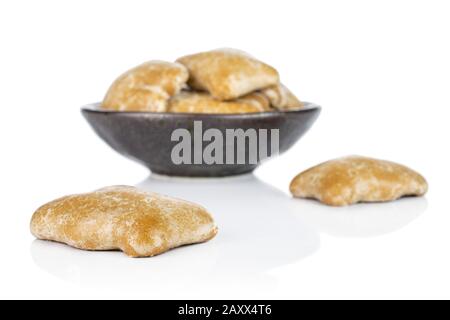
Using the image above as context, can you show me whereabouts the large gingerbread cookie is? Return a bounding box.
[30,186,218,257]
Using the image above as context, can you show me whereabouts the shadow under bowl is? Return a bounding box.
[81,103,321,177]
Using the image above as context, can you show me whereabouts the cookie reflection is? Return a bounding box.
[137,174,320,273]
[288,197,428,237]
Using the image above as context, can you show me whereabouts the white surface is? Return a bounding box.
[0,0,449,300]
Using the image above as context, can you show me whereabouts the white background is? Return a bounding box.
[0,0,449,300]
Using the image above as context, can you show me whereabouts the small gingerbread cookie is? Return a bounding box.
[177,49,279,100]
[261,84,304,110]
[30,186,218,257]
[169,91,269,114]
[102,61,189,112]
[290,156,428,206]
[238,92,272,111]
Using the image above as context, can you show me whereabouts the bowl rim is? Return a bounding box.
[81,102,321,118]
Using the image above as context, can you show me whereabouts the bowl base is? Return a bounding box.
[150,166,257,178]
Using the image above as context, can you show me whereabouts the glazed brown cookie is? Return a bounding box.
[177,49,279,100]
[261,84,304,110]
[30,186,218,257]
[290,156,428,206]
[102,61,189,112]
[169,91,270,114]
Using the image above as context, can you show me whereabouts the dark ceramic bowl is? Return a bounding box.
[81,103,321,177]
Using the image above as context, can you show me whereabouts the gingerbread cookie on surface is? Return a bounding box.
[102,61,189,112]
[169,91,269,114]
[177,49,279,100]
[290,156,428,206]
[30,186,218,257]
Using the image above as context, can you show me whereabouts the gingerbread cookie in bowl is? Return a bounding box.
[169,91,271,114]
[261,84,304,110]
[102,61,189,112]
[290,156,428,206]
[176,48,280,100]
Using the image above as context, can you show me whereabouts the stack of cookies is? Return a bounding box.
[101,49,304,114]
